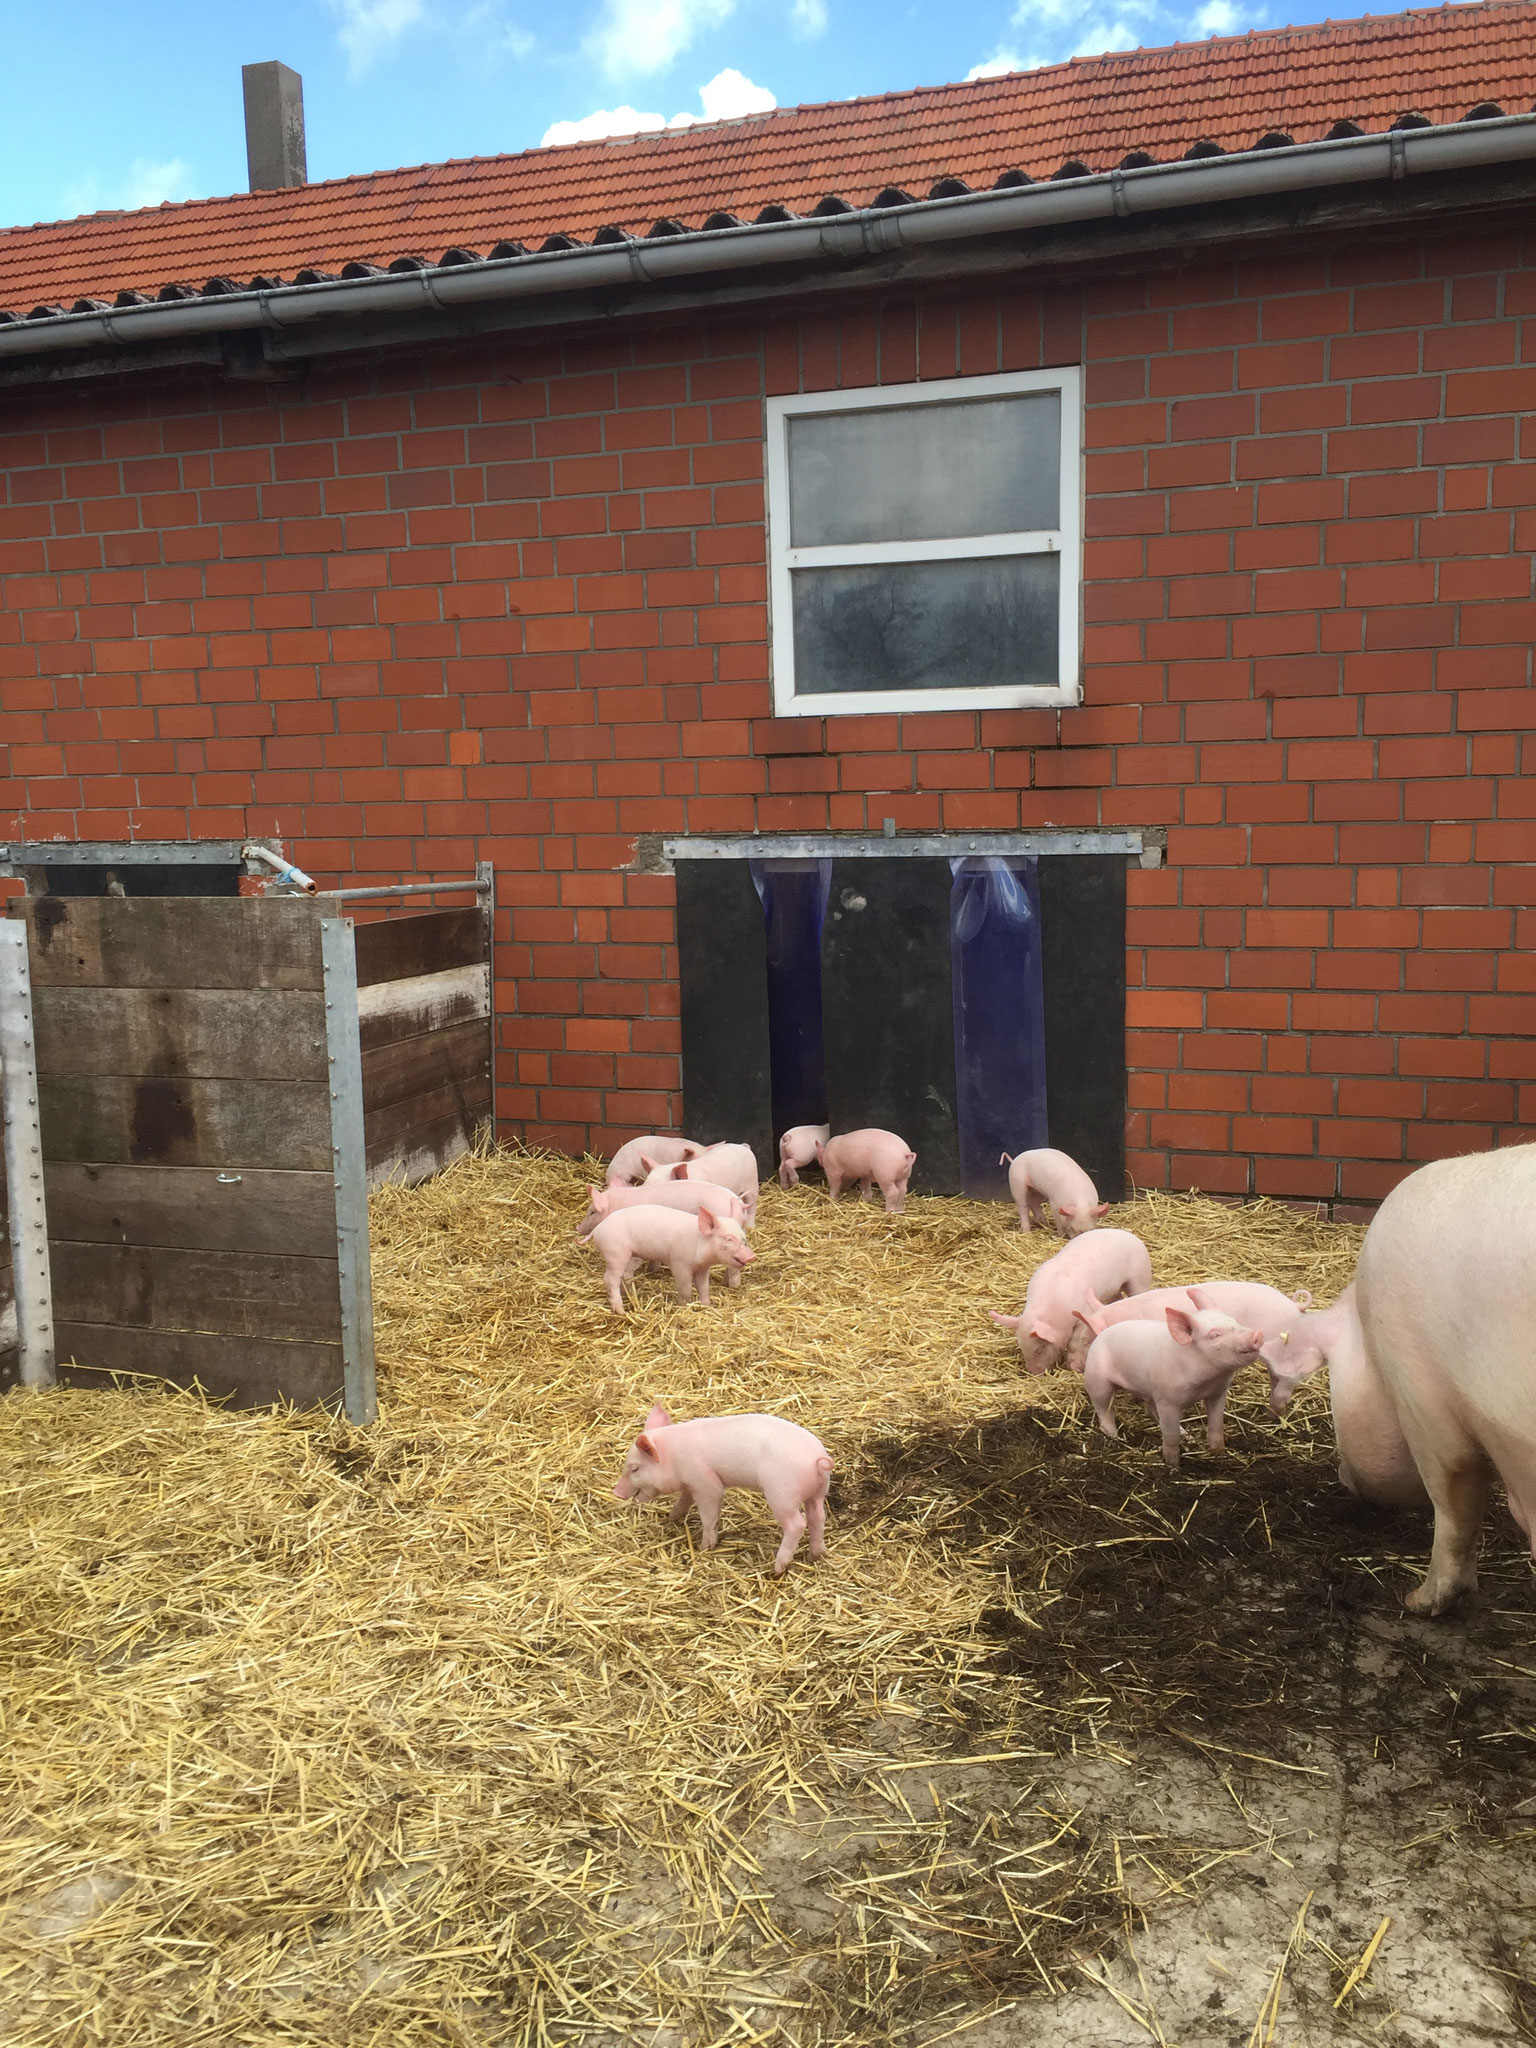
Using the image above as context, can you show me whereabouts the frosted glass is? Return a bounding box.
[790,553,1059,696]
[787,393,1060,546]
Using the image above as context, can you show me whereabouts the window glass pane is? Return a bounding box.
[789,553,1060,696]
[787,393,1060,546]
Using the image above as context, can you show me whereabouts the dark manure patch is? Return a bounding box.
[847,1381,1536,1810]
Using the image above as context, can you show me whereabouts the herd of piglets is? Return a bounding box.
[593,1119,1536,1614]
[989,1141,1536,1617]
[587,1121,914,1574]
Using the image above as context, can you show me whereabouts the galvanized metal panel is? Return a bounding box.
[0,922,54,1389]
[321,918,378,1427]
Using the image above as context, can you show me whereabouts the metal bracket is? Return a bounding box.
[321,918,378,1427]
[0,923,54,1389]
[659,828,1158,871]
[476,859,497,1146]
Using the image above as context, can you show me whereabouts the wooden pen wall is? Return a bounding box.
[355,905,493,1189]
[20,896,345,1409]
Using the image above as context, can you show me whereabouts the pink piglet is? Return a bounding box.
[613,1404,834,1576]
[588,1201,754,1314]
[1075,1303,1267,1471]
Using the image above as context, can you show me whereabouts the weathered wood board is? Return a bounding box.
[38,1075,332,1170]
[32,987,327,1081]
[51,1242,342,1344]
[54,1325,343,1409]
[44,1163,336,1257]
[19,897,325,990]
[356,962,489,1054]
[353,909,482,988]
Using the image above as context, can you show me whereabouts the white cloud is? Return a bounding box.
[329,0,429,71]
[501,24,535,52]
[542,103,671,143]
[60,156,199,220]
[585,0,735,77]
[967,49,1021,77]
[1193,0,1238,30]
[697,66,776,118]
[791,0,828,34]
[541,66,774,144]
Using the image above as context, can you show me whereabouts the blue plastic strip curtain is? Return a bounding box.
[748,859,833,1139]
[949,855,1048,1198]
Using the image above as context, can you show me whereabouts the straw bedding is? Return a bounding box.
[0,1150,1525,2044]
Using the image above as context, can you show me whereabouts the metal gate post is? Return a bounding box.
[321,917,378,1426]
[476,859,496,1149]
[0,921,55,1389]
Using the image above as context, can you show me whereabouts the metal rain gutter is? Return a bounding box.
[5,112,1535,360]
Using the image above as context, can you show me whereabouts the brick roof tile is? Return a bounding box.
[2,2,1533,314]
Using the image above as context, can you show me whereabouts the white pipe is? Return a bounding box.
[242,842,317,893]
[3,114,1534,359]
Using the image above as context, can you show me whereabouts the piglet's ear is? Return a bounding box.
[645,1403,673,1430]
[669,1161,689,1180]
[1094,1202,1110,1217]
[634,1433,658,1460]
[639,1154,657,1173]
[695,1203,718,1233]
[1165,1307,1196,1345]
[1059,1203,1077,1218]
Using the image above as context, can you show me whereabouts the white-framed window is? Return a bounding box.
[765,367,1082,719]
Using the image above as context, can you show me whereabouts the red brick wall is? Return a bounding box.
[2,223,1534,1213]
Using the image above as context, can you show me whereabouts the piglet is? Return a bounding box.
[816,1129,916,1214]
[588,1202,754,1314]
[576,1181,748,1286]
[645,1142,760,1225]
[778,1123,830,1190]
[1075,1304,1266,1471]
[613,1404,833,1576]
[989,1228,1153,1375]
[1074,1281,1314,1395]
[1001,1147,1109,1237]
[607,1134,702,1186]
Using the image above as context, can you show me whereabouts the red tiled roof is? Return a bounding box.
[3,2,1534,316]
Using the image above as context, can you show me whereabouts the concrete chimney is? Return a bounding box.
[242,62,307,191]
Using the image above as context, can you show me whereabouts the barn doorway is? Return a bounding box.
[673,835,1132,1201]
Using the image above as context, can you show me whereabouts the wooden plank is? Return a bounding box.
[43,1163,337,1256]
[32,987,327,1081]
[367,1108,486,1190]
[55,1324,343,1410]
[359,1017,490,1114]
[364,1081,493,1179]
[821,856,962,1197]
[50,1242,342,1343]
[1039,854,1127,1203]
[675,859,774,1167]
[38,1075,332,1170]
[356,962,490,1054]
[0,1348,17,1396]
[19,897,324,991]
[352,908,483,988]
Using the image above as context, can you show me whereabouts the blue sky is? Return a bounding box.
[5,0,1313,230]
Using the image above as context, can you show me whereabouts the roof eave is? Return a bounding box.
[3,113,1534,364]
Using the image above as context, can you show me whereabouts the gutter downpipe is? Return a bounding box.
[3,115,1535,360]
